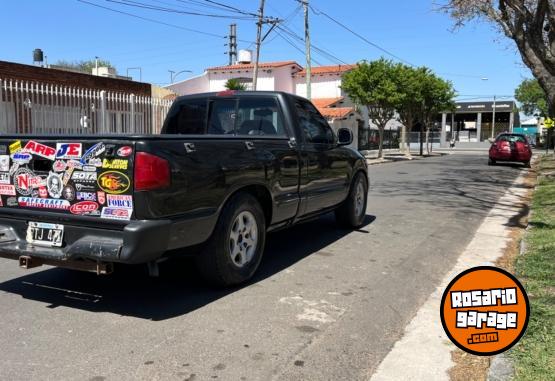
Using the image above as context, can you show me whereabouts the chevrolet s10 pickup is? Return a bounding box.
[0,91,368,286]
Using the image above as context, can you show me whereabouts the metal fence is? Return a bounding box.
[358,128,400,150]
[0,78,174,135]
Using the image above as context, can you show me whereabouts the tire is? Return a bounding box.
[335,172,368,228]
[524,160,531,168]
[488,158,496,166]
[196,192,266,287]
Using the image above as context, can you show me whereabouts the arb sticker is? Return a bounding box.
[440,266,529,356]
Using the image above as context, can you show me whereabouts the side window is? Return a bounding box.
[295,99,334,144]
[164,99,207,134]
[207,99,237,135]
[236,97,285,136]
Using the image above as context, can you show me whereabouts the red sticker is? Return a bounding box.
[70,201,99,215]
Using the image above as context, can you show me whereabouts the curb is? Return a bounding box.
[487,156,538,381]
[487,354,515,381]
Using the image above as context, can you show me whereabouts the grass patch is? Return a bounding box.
[509,155,555,381]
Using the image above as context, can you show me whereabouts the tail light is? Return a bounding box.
[134,152,170,191]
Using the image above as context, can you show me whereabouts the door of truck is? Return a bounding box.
[293,98,350,215]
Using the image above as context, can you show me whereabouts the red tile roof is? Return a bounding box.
[317,107,354,119]
[296,64,357,76]
[207,61,301,71]
[311,97,344,108]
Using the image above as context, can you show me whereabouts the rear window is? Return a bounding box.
[164,99,207,134]
[497,134,526,143]
[164,96,286,136]
[236,98,285,136]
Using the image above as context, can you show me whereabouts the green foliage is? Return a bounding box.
[342,59,401,128]
[509,155,555,381]
[342,59,455,156]
[54,59,116,74]
[515,79,549,117]
[342,59,404,157]
[224,78,246,91]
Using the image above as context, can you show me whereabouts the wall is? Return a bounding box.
[168,73,209,95]
[273,66,296,93]
[208,70,275,91]
[0,60,151,96]
[295,75,343,99]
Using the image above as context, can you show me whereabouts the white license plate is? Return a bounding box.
[26,222,64,247]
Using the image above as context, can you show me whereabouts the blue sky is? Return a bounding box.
[2,0,533,100]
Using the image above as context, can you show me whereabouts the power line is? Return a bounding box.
[77,0,255,43]
[277,25,348,65]
[309,4,415,66]
[274,30,324,66]
[105,0,256,19]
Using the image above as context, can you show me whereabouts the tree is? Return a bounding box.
[342,59,402,158]
[515,78,549,116]
[54,59,116,74]
[418,71,456,154]
[442,1,555,116]
[394,65,455,156]
[224,78,247,91]
[394,64,425,157]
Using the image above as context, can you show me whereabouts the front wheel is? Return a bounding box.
[196,193,266,287]
[335,172,368,228]
[524,160,531,168]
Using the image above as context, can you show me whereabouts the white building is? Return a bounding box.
[166,59,367,150]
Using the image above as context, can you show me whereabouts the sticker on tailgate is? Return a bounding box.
[0,140,134,220]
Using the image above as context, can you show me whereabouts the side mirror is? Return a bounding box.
[337,128,353,146]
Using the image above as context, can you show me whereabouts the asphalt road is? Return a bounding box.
[0,153,526,381]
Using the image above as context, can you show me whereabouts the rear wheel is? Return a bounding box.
[488,158,496,166]
[196,193,266,287]
[524,160,531,168]
[335,172,368,228]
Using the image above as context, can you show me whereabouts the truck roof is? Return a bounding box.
[175,91,304,102]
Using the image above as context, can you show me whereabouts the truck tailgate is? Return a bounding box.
[0,138,135,222]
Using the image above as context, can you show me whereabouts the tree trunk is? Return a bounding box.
[426,128,430,155]
[400,124,406,154]
[378,126,385,159]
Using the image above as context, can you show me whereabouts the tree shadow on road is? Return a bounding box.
[0,214,375,321]
[370,159,533,221]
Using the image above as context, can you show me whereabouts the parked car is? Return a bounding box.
[0,91,368,286]
[488,133,532,167]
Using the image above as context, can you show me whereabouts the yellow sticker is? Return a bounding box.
[102,158,129,170]
[9,140,21,154]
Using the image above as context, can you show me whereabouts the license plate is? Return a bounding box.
[26,222,64,247]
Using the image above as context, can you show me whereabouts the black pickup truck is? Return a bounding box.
[0,91,368,286]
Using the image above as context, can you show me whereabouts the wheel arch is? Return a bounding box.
[219,184,273,227]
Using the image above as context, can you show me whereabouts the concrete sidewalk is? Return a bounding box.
[363,149,445,165]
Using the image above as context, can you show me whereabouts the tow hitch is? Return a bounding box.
[17,255,114,275]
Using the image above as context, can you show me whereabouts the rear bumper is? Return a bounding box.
[489,149,532,162]
[0,218,172,265]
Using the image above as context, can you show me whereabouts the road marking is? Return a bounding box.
[369,169,530,381]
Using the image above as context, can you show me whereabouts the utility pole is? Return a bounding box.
[491,95,497,139]
[302,0,312,100]
[252,0,265,91]
[228,23,237,66]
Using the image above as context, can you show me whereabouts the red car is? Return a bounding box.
[489,133,532,167]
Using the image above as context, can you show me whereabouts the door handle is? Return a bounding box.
[184,143,196,153]
[245,141,255,150]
